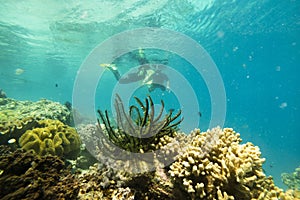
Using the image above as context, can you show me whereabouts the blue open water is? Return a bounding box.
[0,0,299,188]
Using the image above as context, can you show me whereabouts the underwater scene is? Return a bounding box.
[0,0,299,199]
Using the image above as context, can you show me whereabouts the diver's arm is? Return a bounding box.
[106,65,121,81]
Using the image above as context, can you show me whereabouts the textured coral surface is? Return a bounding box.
[282,166,300,190]
[0,146,79,200]
[0,98,71,145]
[1,118,299,199]
[73,126,300,200]
[19,119,81,159]
[0,98,71,124]
[167,127,295,200]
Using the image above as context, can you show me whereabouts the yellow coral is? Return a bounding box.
[169,127,289,200]
[0,114,37,145]
[19,119,81,159]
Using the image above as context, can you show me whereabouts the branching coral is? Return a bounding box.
[169,127,289,200]
[97,94,183,153]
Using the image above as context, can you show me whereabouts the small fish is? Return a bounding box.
[8,138,16,144]
[198,112,202,117]
[55,83,58,87]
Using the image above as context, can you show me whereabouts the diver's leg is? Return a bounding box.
[110,69,121,81]
[100,64,121,81]
[119,73,144,84]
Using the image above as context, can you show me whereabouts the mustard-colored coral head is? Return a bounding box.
[19,119,81,159]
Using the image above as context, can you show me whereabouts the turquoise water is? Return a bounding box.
[0,0,299,189]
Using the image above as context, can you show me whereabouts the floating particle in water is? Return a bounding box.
[80,10,88,19]
[55,83,58,87]
[217,31,224,38]
[15,68,24,75]
[233,46,239,52]
[246,75,250,79]
[279,102,287,109]
[275,66,281,71]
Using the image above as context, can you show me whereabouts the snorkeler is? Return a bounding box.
[100,48,170,92]
[100,63,151,83]
[100,48,148,83]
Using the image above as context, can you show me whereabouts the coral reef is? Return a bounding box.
[19,119,81,159]
[1,125,299,199]
[76,123,99,150]
[76,162,175,200]
[168,127,295,200]
[76,163,131,199]
[282,166,300,190]
[97,94,183,153]
[0,146,79,200]
[0,96,297,199]
[75,126,298,199]
[0,116,38,145]
[0,98,72,145]
[0,98,71,123]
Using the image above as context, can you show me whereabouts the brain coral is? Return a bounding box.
[19,119,81,159]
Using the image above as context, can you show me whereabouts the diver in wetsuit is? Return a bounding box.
[100,63,151,84]
[100,49,170,92]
